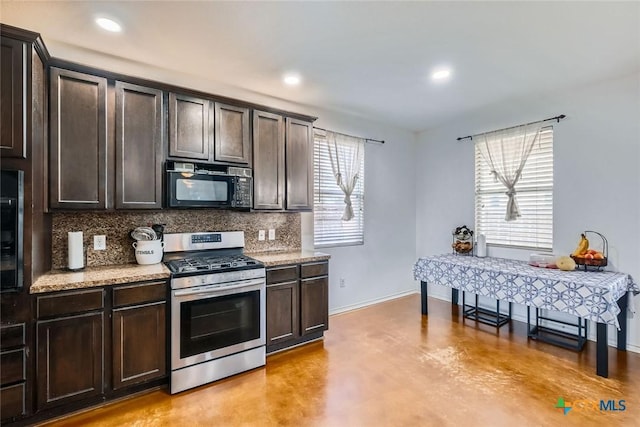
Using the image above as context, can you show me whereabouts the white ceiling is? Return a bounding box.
[2,1,639,132]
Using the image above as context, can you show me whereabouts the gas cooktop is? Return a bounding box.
[165,253,262,274]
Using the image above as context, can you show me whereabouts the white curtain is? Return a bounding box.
[325,131,365,221]
[476,123,543,221]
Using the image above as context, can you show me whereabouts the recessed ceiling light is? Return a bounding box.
[283,74,301,86]
[431,69,452,81]
[95,17,122,33]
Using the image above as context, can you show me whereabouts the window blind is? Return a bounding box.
[313,133,365,248]
[475,126,553,250]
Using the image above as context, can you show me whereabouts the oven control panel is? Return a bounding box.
[191,233,222,244]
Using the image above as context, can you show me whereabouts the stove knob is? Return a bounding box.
[232,262,237,267]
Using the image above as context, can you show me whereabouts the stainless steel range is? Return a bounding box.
[164,231,265,394]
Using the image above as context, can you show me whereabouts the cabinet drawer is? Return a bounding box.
[0,349,25,385]
[267,265,299,285]
[0,382,25,420]
[0,324,25,350]
[113,281,167,308]
[301,262,328,279]
[37,289,104,318]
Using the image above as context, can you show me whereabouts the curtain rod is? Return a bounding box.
[313,127,385,144]
[456,114,566,142]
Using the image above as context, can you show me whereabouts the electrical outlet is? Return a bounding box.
[268,229,275,240]
[258,230,266,241]
[339,278,346,288]
[93,235,106,251]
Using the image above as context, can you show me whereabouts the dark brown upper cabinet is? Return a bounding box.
[49,67,108,209]
[285,118,314,211]
[0,37,26,159]
[115,82,164,209]
[252,110,285,209]
[168,92,211,161]
[214,102,251,165]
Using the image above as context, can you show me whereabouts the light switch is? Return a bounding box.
[258,230,266,241]
[268,229,275,240]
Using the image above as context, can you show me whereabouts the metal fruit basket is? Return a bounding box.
[570,230,608,271]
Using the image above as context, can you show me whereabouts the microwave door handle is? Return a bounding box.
[173,278,264,297]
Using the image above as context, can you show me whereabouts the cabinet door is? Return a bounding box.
[112,302,166,390]
[253,110,284,210]
[266,281,299,345]
[300,277,328,336]
[50,68,108,209]
[115,82,164,209]
[285,118,314,210]
[214,103,250,165]
[0,37,26,159]
[168,93,211,161]
[36,312,104,409]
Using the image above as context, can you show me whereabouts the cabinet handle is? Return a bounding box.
[271,333,293,341]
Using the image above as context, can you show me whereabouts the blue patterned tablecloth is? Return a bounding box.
[413,254,639,329]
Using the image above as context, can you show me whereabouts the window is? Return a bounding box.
[313,132,365,248]
[475,126,553,250]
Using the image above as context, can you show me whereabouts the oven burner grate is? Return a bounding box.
[166,255,259,274]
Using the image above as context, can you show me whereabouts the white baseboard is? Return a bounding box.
[428,292,640,354]
[329,289,419,316]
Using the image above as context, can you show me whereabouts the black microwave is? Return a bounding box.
[166,162,252,209]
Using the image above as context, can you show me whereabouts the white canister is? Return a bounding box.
[476,233,487,258]
[132,240,164,265]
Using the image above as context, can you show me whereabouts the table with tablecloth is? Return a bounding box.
[413,254,639,377]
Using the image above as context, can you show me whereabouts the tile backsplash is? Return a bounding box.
[51,211,301,268]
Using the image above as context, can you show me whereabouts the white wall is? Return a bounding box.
[416,72,640,351]
[302,109,418,314]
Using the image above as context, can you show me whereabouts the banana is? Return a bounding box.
[571,233,589,257]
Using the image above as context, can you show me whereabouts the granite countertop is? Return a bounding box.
[248,250,331,267]
[30,250,329,294]
[30,263,171,294]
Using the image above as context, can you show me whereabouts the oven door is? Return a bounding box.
[171,278,265,370]
[167,171,235,208]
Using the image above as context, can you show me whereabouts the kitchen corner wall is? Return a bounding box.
[51,211,300,269]
[416,72,640,352]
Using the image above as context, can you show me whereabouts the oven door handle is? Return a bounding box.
[173,278,264,297]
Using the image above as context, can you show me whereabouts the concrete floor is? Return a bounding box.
[42,294,640,426]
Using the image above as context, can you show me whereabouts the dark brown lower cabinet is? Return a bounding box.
[1,382,26,419]
[300,277,329,336]
[266,260,329,354]
[36,312,104,410]
[266,280,299,345]
[112,301,166,390]
[0,323,28,422]
[32,280,167,421]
